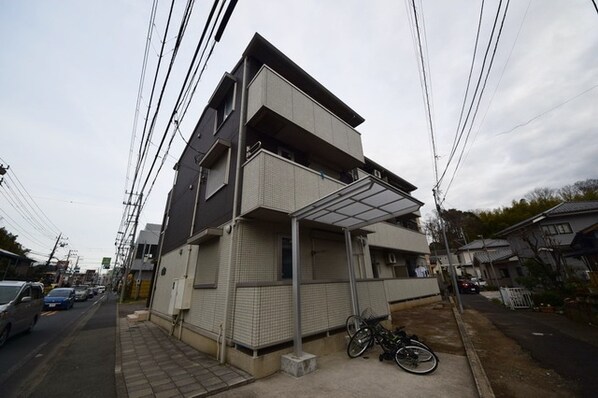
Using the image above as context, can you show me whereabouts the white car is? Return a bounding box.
[470,277,488,287]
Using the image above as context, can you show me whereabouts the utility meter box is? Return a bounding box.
[167,278,193,315]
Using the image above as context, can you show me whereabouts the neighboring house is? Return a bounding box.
[149,33,436,378]
[498,201,598,281]
[455,239,512,283]
[0,248,34,279]
[128,223,161,299]
[473,247,522,287]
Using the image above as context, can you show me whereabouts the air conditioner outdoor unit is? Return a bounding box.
[386,252,397,264]
[373,170,382,178]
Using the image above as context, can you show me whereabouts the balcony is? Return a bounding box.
[241,149,346,217]
[366,222,430,255]
[246,65,364,169]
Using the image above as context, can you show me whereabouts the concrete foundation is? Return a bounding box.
[280,353,317,377]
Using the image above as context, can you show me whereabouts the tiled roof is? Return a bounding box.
[548,201,598,215]
[457,239,510,251]
[474,247,515,263]
[498,201,598,236]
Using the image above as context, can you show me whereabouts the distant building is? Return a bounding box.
[129,223,161,299]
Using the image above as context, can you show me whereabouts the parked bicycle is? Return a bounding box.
[346,315,438,375]
[346,311,437,354]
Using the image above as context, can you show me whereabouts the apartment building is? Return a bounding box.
[149,33,437,377]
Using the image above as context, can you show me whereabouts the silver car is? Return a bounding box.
[0,281,44,347]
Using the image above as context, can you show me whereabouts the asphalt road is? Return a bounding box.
[0,292,118,398]
[462,293,598,398]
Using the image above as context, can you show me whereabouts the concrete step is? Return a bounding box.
[134,310,149,321]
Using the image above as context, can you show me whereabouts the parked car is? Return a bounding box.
[0,281,44,347]
[457,278,480,294]
[43,288,75,310]
[96,285,106,294]
[73,285,89,301]
[86,287,94,299]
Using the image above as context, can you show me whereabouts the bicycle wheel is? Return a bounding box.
[347,327,373,358]
[346,315,367,338]
[394,345,438,375]
[407,339,438,361]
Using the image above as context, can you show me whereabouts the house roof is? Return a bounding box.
[456,239,510,252]
[0,248,33,263]
[474,247,515,264]
[497,201,598,236]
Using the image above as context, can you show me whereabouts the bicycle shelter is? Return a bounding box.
[282,175,424,376]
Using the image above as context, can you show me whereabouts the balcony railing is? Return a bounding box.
[366,222,431,255]
[241,149,345,216]
[246,65,364,167]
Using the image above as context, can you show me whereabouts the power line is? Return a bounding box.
[409,0,439,183]
[443,0,512,199]
[494,84,598,136]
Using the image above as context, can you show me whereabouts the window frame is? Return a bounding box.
[204,148,231,200]
[278,234,293,280]
[193,238,221,289]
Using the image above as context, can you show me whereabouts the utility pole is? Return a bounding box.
[433,189,463,313]
[120,193,142,303]
[45,233,63,267]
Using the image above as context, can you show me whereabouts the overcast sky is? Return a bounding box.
[1,0,596,270]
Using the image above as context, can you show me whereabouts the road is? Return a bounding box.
[462,293,598,398]
[0,292,118,398]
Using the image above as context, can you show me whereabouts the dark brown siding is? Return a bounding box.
[162,66,243,254]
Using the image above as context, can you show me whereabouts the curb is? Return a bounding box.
[452,304,495,398]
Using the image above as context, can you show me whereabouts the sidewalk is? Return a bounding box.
[116,300,480,398]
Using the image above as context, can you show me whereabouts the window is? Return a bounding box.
[205,149,230,198]
[197,139,231,200]
[216,89,234,130]
[541,223,572,235]
[278,146,294,161]
[194,239,220,286]
[499,268,510,278]
[280,236,292,280]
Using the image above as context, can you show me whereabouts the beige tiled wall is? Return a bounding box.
[383,277,440,302]
[233,280,387,349]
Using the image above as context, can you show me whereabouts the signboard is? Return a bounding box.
[102,257,111,269]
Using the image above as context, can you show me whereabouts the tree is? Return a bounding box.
[0,227,29,256]
[424,209,484,249]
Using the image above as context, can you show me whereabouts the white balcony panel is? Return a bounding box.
[366,222,430,255]
[383,278,440,302]
[247,66,364,163]
[241,150,345,216]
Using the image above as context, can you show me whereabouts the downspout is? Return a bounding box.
[220,56,248,363]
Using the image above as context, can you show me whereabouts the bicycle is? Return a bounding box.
[345,311,437,356]
[347,319,438,375]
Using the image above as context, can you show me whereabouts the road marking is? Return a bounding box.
[532,332,553,336]
[42,311,57,316]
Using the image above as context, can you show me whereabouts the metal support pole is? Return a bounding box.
[291,217,302,357]
[344,229,360,316]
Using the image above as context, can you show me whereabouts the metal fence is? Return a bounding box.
[500,287,534,310]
